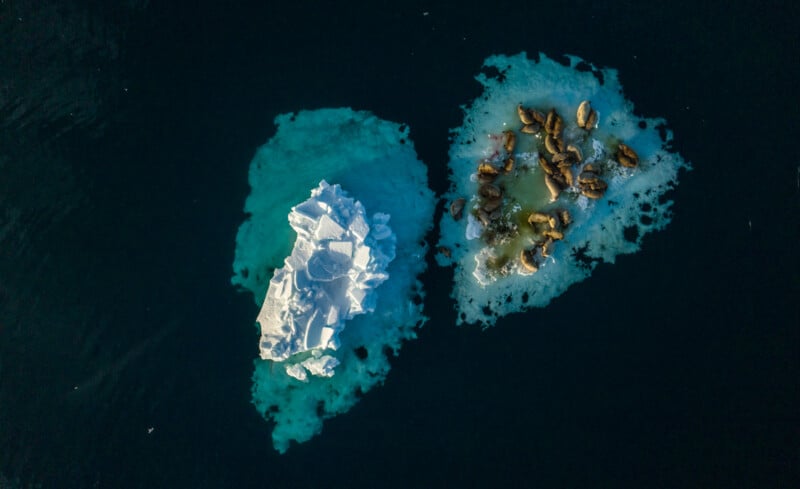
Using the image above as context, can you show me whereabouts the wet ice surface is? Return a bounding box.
[438,53,691,326]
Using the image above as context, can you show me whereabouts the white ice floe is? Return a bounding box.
[256,180,395,371]
[437,52,691,326]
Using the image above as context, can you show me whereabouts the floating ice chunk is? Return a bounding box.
[438,52,691,326]
[370,213,393,240]
[285,364,309,382]
[301,354,340,378]
[256,181,395,363]
[465,213,482,240]
[232,108,434,453]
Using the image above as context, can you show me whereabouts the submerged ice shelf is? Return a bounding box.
[437,52,691,326]
[232,108,434,453]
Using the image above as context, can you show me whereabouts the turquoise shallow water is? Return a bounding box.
[0,1,797,487]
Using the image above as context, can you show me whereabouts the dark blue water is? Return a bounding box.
[1,0,797,487]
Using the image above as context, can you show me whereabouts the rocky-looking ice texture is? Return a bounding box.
[257,181,396,374]
[437,53,691,326]
[232,108,434,452]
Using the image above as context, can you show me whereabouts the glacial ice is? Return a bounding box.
[232,108,434,453]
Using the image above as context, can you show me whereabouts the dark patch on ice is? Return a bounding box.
[573,59,605,85]
[354,346,368,360]
[505,295,512,303]
[481,305,492,316]
[316,401,325,417]
[556,55,572,67]
[640,203,652,212]
[521,292,529,304]
[640,215,653,226]
[571,244,602,270]
[399,138,406,145]
[240,268,249,279]
[656,122,668,141]
[623,225,639,243]
[638,120,648,129]
[594,69,605,85]
[480,65,506,82]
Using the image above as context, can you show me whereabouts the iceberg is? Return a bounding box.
[437,53,691,326]
[256,180,396,372]
[232,108,434,452]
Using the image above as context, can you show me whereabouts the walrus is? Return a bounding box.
[520,123,541,134]
[528,211,550,225]
[503,130,516,153]
[566,144,582,163]
[541,238,556,257]
[479,183,502,199]
[545,108,563,136]
[581,188,605,199]
[519,248,539,273]
[517,104,535,125]
[544,174,562,200]
[542,229,564,240]
[545,134,564,155]
[576,100,592,128]
[617,143,639,168]
[449,198,466,220]
[538,155,555,175]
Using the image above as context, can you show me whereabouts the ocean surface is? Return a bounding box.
[0,0,797,487]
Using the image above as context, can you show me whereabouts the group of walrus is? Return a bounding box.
[447,99,640,275]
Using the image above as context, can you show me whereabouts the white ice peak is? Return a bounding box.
[256,181,396,374]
